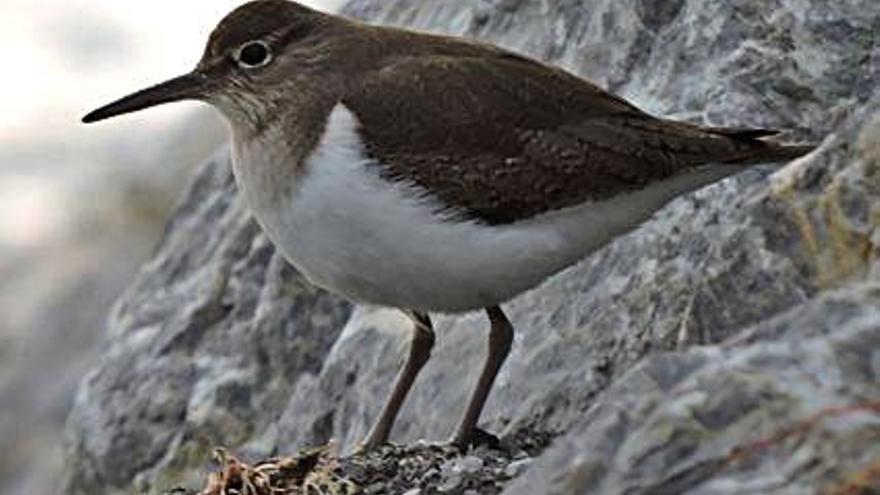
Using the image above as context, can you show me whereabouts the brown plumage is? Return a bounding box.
[343,53,810,223]
[81,0,815,452]
[87,0,812,226]
[201,0,813,224]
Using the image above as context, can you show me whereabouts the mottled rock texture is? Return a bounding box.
[63,0,879,494]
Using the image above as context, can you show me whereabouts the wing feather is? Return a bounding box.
[341,51,785,224]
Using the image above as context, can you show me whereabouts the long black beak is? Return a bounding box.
[82,71,208,123]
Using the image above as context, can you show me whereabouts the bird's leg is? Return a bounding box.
[360,311,434,450]
[451,306,514,447]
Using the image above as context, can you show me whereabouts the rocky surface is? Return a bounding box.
[507,282,880,494]
[191,441,539,495]
[63,1,879,494]
[62,144,354,494]
[0,107,227,495]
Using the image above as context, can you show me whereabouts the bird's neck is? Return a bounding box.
[229,88,336,209]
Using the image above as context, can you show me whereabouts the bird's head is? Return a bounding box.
[83,0,343,128]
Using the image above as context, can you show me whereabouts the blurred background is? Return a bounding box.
[0,1,346,494]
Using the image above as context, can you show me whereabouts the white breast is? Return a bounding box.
[232,104,744,313]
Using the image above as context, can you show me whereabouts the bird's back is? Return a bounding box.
[338,28,813,224]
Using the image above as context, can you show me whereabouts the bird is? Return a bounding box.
[82,0,813,451]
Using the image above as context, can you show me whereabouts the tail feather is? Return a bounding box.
[719,139,816,165]
[702,125,814,164]
[704,126,780,140]
[616,117,815,166]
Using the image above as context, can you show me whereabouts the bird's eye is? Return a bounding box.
[234,40,272,69]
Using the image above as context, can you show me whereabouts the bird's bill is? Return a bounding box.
[82,71,208,123]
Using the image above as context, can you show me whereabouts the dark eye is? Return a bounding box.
[235,40,272,69]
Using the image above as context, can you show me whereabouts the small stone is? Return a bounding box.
[420,468,440,483]
[403,489,421,495]
[364,482,387,494]
[459,456,484,473]
[504,458,533,478]
[512,451,529,461]
[438,472,462,493]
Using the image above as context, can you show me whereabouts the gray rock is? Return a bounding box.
[505,282,880,494]
[0,234,150,495]
[0,107,227,495]
[438,456,485,492]
[62,1,879,494]
[62,146,353,494]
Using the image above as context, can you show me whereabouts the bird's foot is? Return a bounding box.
[351,438,387,456]
[352,427,502,456]
[449,426,502,451]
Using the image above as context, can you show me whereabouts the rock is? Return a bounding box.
[62,1,879,494]
[335,443,523,494]
[61,145,353,494]
[185,443,526,495]
[437,456,485,493]
[0,234,150,495]
[505,282,880,494]
[0,107,227,495]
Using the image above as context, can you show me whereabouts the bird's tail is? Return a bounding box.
[703,126,816,165]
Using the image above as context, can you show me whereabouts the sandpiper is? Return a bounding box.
[83,0,813,450]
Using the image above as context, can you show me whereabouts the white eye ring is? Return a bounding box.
[234,40,273,69]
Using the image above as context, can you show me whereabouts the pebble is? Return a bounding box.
[459,456,484,473]
[438,472,462,492]
[504,458,533,478]
[364,482,386,494]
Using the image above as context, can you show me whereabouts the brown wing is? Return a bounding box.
[342,51,787,225]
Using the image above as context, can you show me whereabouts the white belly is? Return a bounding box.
[232,104,743,313]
